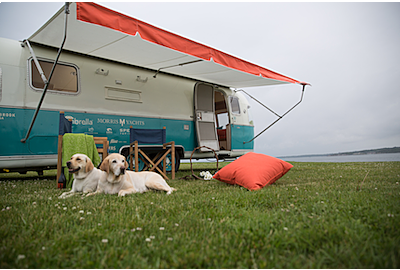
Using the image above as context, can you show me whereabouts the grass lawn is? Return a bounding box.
[0,161,399,268]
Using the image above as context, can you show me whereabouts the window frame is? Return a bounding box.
[28,57,81,95]
[229,96,241,115]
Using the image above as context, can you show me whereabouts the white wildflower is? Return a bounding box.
[98,223,102,226]
[17,254,25,260]
[72,206,77,210]
[42,246,46,250]
[159,227,165,230]
[102,239,108,243]
[150,235,155,239]
[201,171,213,180]
[136,227,142,230]
[145,238,151,242]
[87,211,92,215]
[283,227,288,231]
[175,223,179,227]
[63,207,67,210]
[48,197,52,200]
[79,210,84,214]
[32,202,37,205]
[167,237,173,241]
[80,217,85,220]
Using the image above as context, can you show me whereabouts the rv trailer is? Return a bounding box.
[0,3,308,174]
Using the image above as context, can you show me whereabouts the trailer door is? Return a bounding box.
[194,83,219,152]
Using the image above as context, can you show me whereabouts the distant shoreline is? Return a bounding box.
[278,146,400,159]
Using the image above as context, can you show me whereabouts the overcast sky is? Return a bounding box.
[0,2,399,157]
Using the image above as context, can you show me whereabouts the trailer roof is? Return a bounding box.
[29,2,304,88]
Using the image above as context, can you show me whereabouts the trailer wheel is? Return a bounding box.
[125,149,180,173]
[156,150,180,173]
[126,153,146,171]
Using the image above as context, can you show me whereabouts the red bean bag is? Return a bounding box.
[213,152,293,190]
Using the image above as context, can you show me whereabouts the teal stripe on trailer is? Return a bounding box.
[230,124,254,150]
[0,107,196,158]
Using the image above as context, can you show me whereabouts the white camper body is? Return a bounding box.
[0,37,254,172]
[0,3,307,174]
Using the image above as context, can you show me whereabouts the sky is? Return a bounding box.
[0,2,399,157]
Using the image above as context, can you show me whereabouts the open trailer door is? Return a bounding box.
[194,83,219,152]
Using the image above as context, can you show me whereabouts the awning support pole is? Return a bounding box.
[24,40,48,85]
[238,83,308,144]
[153,59,202,78]
[21,2,70,143]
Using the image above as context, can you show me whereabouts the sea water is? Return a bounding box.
[279,153,400,163]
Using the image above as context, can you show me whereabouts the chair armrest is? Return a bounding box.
[163,141,175,147]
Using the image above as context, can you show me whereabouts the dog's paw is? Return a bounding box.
[118,190,127,197]
[166,188,175,195]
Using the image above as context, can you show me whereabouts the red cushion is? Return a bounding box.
[217,129,226,140]
[213,152,293,190]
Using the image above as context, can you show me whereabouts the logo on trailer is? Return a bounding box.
[73,118,93,125]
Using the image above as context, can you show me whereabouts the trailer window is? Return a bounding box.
[29,58,79,93]
[230,96,240,114]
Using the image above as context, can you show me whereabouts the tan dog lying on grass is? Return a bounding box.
[87,153,176,197]
[59,154,105,198]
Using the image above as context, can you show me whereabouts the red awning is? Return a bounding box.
[29,2,303,88]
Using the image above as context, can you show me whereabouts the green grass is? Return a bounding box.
[1,161,399,268]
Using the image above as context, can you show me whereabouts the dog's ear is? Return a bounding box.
[100,156,109,173]
[85,157,94,172]
[125,160,129,169]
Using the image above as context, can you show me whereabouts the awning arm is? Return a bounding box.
[153,59,202,78]
[24,40,48,85]
[21,2,70,143]
[238,82,309,144]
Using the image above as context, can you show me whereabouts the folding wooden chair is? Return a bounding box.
[129,126,175,180]
[56,111,109,189]
[56,111,72,189]
[94,137,109,161]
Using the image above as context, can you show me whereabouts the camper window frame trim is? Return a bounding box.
[229,95,241,115]
[27,57,81,96]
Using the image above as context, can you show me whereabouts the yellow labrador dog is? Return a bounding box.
[59,154,105,198]
[89,153,175,197]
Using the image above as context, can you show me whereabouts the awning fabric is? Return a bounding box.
[29,2,303,88]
